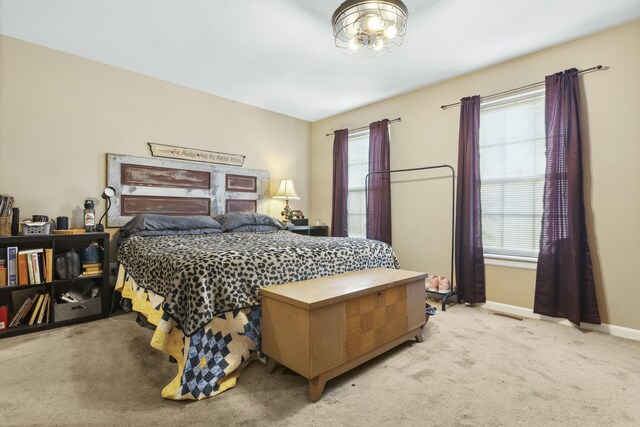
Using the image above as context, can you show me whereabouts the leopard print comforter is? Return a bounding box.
[118,230,399,336]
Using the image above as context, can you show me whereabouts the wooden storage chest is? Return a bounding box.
[261,268,428,402]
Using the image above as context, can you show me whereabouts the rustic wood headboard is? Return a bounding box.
[106,153,270,227]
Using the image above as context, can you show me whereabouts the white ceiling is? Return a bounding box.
[1,0,639,121]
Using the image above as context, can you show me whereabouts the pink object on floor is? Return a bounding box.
[438,276,451,292]
[427,275,440,292]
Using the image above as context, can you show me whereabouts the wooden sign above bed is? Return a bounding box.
[106,153,270,227]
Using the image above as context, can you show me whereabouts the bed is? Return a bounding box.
[115,213,399,400]
[107,153,400,400]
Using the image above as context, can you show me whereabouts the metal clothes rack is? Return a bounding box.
[365,164,458,311]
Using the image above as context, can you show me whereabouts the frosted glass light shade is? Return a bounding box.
[273,179,300,200]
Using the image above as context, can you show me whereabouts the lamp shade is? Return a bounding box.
[101,186,116,199]
[273,179,300,200]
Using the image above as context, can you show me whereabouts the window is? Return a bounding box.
[347,131,369,238]
[479,89,545,259]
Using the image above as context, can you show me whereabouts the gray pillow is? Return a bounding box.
[214,212,285,232]
[227,225,282,233]
[132,228,222,237]
[120,214,221,237]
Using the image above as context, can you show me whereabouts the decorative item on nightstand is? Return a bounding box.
[290,210,307,226]
[273,179,300,222]
[84,200,96,232]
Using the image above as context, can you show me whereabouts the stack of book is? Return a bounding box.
[8,292,50,328]
[0,247,53,286]
[82,262,102,277]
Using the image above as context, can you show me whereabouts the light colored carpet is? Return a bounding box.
[1,304,638,426]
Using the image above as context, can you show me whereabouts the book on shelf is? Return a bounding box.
[28,293,44,326]
[7,246,18,286]
[38,252,46,281]
[8,299,27,328]
[39,252,46,282]
[22,296,38,326]
[31,253,41,285]
[36,294,49,325]
[82,268,103,276]
[44,248,53,283]
[9,297,33,328]
[45,296,50,324]
[0,305,7,331]
[82,262,102,268]
[26,252,35,284]
[0,249,6,287]
[82,261,103,277]
[17,249,46,285]
[17,253,28,285]
[81,272,103,277]
[82,262,101,269]
[38,252,45,282]
[22,297,37,326]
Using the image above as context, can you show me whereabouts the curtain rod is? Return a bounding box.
[325,117,401,137]
[440,65,605,110]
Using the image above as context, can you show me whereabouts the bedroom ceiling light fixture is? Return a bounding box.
[332,0,408,57]
[273,179,300,222]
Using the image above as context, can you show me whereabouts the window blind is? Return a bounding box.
[480,89,545,258]
[347,131,369,238]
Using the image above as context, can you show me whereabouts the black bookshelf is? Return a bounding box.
[0,232,110,338]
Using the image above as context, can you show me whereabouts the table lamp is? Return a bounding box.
[96,186,116,232]
[273,179,300,222]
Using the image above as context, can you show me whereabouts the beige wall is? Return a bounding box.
[310,21,640,330]
[0,36,311,233]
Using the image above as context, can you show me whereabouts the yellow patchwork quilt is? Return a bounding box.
[116,267,262,400]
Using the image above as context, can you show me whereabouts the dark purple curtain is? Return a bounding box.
[455,96,486,303]
[331,129,349,237]
[367,120,391,245]
[534,69,600,325]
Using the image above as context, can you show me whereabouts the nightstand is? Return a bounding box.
[287,225,329,237]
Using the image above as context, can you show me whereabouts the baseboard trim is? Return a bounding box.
[481,301,640,341]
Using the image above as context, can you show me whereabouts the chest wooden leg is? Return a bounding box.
[266,357,279,374]
[309,375,328,403]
